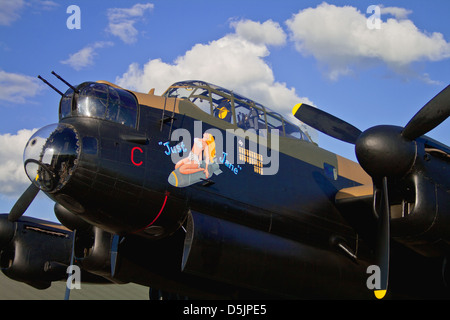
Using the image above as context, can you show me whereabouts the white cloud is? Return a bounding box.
[106,3,154,44]
[380,6,412,20]
[117,19,310,114]
[0,129,37,196]
[0,70,43,103]
[286,2,450,80]
[61,41,114,71]
[231,19,287,46]
[0,0,24,26]
[116,19,316,140]
[0,0,59,26]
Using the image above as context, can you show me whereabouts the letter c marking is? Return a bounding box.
[131,147,143,166]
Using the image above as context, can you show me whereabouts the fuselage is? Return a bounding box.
[29,81,368,239]
[22,79,377,298]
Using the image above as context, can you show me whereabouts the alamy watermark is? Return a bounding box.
[366,264,387,299]
[66,5,81,30]
[366,5,381,30]
[162,121,280,176]
[66,265,81,290]
[366,264,381,291]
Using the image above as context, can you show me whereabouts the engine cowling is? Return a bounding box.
[73,226,120,279]
[54,203,122,279]
[0,214,72,289]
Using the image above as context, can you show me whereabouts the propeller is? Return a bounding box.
[111,234,120,278]
[292,103,361,144]
[402,85,450,140]
[65,229,77,300]
[293,84,450,299]
[373,177,390,299]
[292,85,449,147]
[8,183,40,222]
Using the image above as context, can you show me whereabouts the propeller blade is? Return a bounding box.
[65,229,76,300]
[374,177,390,299]
[402,85,450,140]
[8,183,39,222]
[292,103,362,144]
[111,234,119,277]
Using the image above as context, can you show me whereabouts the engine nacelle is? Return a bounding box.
[0,214,72,289]
[390,145,450,257]
[54,203,92,232]
[73,225,123,281]
[55,203,125,280]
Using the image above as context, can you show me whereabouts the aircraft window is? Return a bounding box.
[211,92,232,123]
[106,101,119,122]
[266,113,283,135]
[118,104,137,127]
[166,86,195,99]
[195,88,210,97]
[118,88,137,106]
[68,82,138,128]
[163,81,312,143]
[77,83,108,118]
[285,121,309,141]
[166,85,215,115]
[104,88,138,128]
[190,94,212,114]
[235,101,265,131]
[60,88,74,119]
[234,93,254,107]
[250,107,266,130]
[235,102,250,129]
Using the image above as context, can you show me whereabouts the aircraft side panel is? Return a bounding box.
[47,94,372,260]
[139,102,369,255]
[181,210,371,299]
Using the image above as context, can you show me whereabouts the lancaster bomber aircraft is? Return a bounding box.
[0,71,449,299]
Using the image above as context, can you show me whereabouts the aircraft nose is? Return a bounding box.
[23,123,80,192]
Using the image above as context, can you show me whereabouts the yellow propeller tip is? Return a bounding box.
[292,103,303,116]
[374,290,387,299]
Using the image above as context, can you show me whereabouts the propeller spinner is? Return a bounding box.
[293,85,450,299]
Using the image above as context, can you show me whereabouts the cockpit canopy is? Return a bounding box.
[59,82,138,128]
[163,81,311,142]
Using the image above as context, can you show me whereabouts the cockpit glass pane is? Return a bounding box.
[235,100,251,129]
[235,100,265,131]
[77,83,108,118]
[118,89,138,107]
[86,83,108,100]
[109,85,120,101]
[60,82,138,129]
[164,81,311,142]
[106,101,119,122]
[190,94,212,114]
[285,121,308,140]
[59,88,74,119]
[118,104,137,127]
[113,87,138,128]
[266,113,283,135]
[211,92,232,123]
[166,86,195,99]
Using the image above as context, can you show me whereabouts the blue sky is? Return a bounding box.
[0,0,449,222]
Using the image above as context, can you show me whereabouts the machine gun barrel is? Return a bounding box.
[37,75,63,96]
[52,71,79,93]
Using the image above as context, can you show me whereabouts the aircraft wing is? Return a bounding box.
[0,214,116,294]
